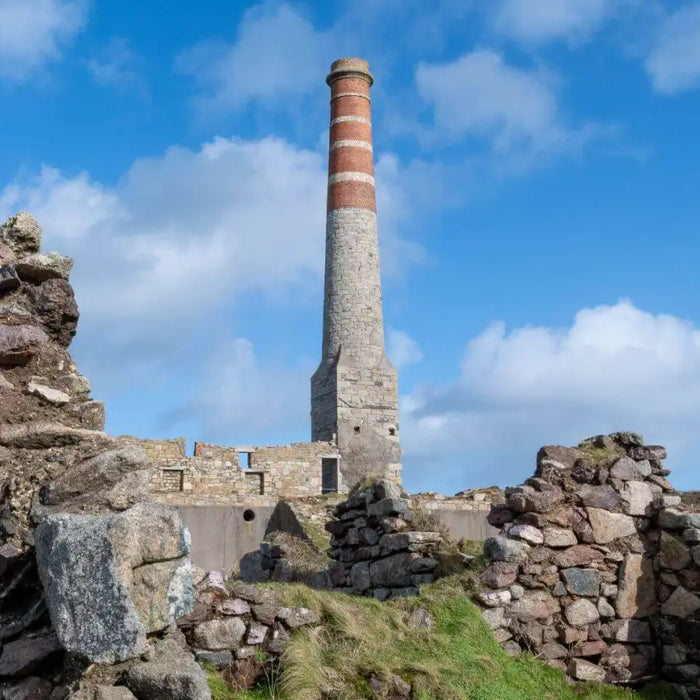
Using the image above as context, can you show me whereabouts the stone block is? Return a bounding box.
[661,586,700,618]
[565,599,599,626]
[561,568,600,597]
[0,635,62,676]
[0,324,48,367]
[0,264,20,293]
[586,508,636,544]
[367,498,410,517]
[614,619,651,643]
[620,481,654,516]
[567,658,606,682]
[369,552,414,587]
[480,562,518,588]
[194,618,246,650]
[659,532,692,571]
[508,524,544,545]
[615,554,657,619]
[483,536,530,563]
[507,590,560,621]
[542,527,577,548]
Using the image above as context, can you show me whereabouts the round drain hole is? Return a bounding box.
[243,509,256,522]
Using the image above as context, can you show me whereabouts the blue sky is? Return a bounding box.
[3,0,700,494]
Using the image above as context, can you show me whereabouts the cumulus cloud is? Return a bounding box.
[0,0,89,82]
[0,135,420,396]
[175,2,332,113]
[401,300,700,493]
[387,329,423,369]
[646,3,700,94]
[492,0,622,44]
[416,50,600,166]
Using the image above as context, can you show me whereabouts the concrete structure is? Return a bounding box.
[311,58,401,488]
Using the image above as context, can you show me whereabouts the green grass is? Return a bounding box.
[210,573,680,700]
[298,516,332,556]
[257,575,665,700]
[577,441,625,466]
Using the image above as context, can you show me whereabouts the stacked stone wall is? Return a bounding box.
[325,480,443,600]
[119,436,341,506]
[180,572,320,691]
[475,432,700,697]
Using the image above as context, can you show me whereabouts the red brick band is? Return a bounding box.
[326,59,377,213]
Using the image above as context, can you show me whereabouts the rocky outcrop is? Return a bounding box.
[0,212,197,697]
[325,479,446,599]
[476,432,700,698]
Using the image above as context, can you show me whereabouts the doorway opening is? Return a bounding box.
[322,458,339,494]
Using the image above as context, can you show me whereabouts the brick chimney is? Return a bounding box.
[311,58,401,489]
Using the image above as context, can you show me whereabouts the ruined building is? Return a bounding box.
[127,58,400,508]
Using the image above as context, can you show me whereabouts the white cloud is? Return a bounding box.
[0,0,89,82]
[160,337,312,443]
[175,2,331,113]
[86,37,143,92]
[402,300,700,492]
[493,0,621,44]
[1,135,420,393]
[416,50,598,164]
[646,3,700,94]
[387,329,423,369]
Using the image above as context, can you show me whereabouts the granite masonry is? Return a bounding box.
[475,432,700,698]
[325,480,445,600]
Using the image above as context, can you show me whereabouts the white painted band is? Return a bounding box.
[330,92,371,102]
[330,140,373,152]
[329,172,375,185]
[330,116,371,126]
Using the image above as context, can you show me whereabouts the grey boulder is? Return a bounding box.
[35,502,193,663]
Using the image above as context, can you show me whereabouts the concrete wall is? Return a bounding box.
[178,505,276,573]
[428,507,499,542]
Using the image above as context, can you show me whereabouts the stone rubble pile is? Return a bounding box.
[177,572,320,692]
[325,479,444,599]
[476,432,700,698]
[0,212,206,699]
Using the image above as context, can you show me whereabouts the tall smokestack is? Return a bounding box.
[311,58,401,488]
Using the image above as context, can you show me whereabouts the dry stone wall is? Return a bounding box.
[178,571,320,692]
[476,432,700,698]
[325,480,444,600]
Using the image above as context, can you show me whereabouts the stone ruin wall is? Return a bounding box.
[475,432,700,698]
[324,480,446,600]
[117,435,344,507]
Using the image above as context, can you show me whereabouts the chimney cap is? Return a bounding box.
[326,57,374,86]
